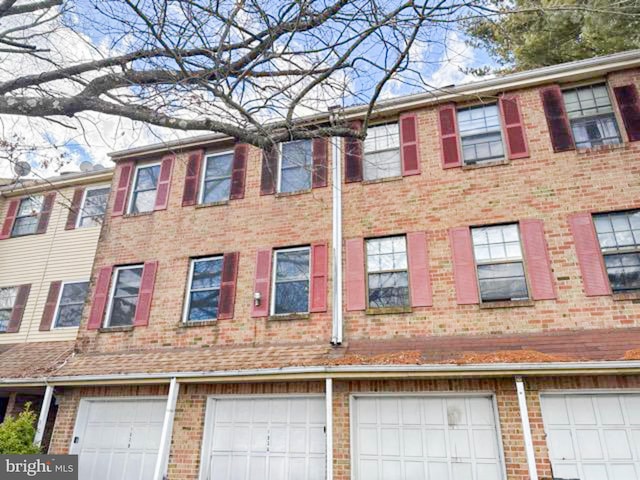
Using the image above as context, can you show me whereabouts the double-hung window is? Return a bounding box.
[54,281,89,328]
[0,287,17,332]
[472,224,529,302]
[105,265,143,327]
[78,187,110,228]
[593,210,640,292]
[278,140,312,193]
[366,236,409,308]
[129,163,161,214]
[272,247,310,315]
[562,84,621,149]
[11,196,42,237]
[363,123,401,181]
[200,152,233,204]
[457,104,504,165]
[184,257,223,322]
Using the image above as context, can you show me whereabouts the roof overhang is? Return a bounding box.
[0,169,114,197]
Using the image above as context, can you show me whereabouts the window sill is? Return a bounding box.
[98,325,134,333]
[612,291,640,302]
[362,175,403,185]
[576,142,626,155]
[123,211,154,219]
[268,313,310,321]
[275,189,312,198]
[461,158,509,170]
[179,319,218,328]
[479,300,534,309]
[195,200,229,209]
[366,306,412,315]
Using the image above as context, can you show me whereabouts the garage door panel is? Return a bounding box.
[611,464,638,480]
[381,459,402,479]
[547,429,576,459]
[309,426,325,454]
[470,398,494,426]
[473,430,498,459]
[403,429,423,457]
[428,461,449,480]
[426,429,446,457]
[423,398,444,424]
[451,461,473,480]
[583,463,609,480]
[571,396,598,425]
[628,398,640,424]
[402,399,422,425]
[269,399,288,423]
[633,430,640,456]
[359,427,378,455]
[445,398,467,425]
[605,430,632,459]
[288,427,307,453]
[379,398,399,424]
[598,396,625,425]
[359,459,379,480]
[476,462,501,480]
[381,428,400,455]
[450,429,471,458]
[576,429,604,459]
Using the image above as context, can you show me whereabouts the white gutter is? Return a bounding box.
[153,378,180,480]
[515,376,539,480]
[331,134,343,345]
[33,385,53,448]
[325,378,333,480]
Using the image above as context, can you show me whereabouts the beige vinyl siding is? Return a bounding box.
[0,181,108,343]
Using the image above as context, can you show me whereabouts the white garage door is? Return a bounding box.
[70,398,165,480]
[541,393,640,480]
[352,395,505,480]
[200,396,325,480]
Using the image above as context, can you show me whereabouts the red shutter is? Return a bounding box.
[312,138,329,188]
[260,145,278,195]
[400,113,421,176]
[65,188,85,230]
[36,192,55,234]
[310,243,328,312]
[344,120,363,183]
[569,213,611,296]
[87,266,113,330]
[449,227,479,305]
[251,249,272,317]
[134,261,158,327]
[218,252,239,320]
[154,154,174,210]
[39,281,62,331]
[540,85,575,152]
[182,149,203,206]
[520,219,556,300]
[407,232,432,307]
[6,284,30,333]
[230,144,248,200]
[499,95,529,159]
[345,238,366,311]
[0,199,19,240]
[112,161,134,216]
[613,84,640,142]
[438,103,462,168]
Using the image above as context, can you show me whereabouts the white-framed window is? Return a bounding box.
[183,256,223,322]
[104,265,143,327]
[128,163,161,214]
[363,123,401,181]
[366,236,409,308]
[271,247,310,315]
[457,104,504,164]
[472,223,529,302]
[78,186,110,228]
[562,83,621,149]
[0,287,17,332]
[200,151,233,204]
[53,281,89,328]
[11,195,43,237]
[278,140,312,193]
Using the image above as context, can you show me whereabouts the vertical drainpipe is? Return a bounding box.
[153,378,180,480]
[33,384,54,448]
[325,378,333,480]
[515,376,539,480]
[330,124,343,345]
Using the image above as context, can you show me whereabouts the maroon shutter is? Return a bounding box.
[438,103,462,168]
[407,232,433,307]
[218,252,239,320]
[112,161,134,216]
[449,227,479,304]
[400,113,421,176]
[35,192,55,234]
[310,243,328,312]
[230,144,248,200]
[569,213,611,296]
[87,266,113,330]
[613,84,640,142]
[499,95,530,159]
[540,85,575,152]
[251,249,272,317]
[154,154,174,211]
[134,261,158,327]
[312,138,329,188]
[0,199,19,240]
[260,145,278,195]
[7,284,30,333]
[39,281,62,331]
[182,149,203,206]
[65,188,85,230]
[345,238,366,311]
[344,120,363,183]
[520,220,556,300]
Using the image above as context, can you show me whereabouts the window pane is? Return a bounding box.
[604,253,640,292]
[477,263,528,301]
[594,211,640,252]
[17,196,42,216]
[472,224,522,262]
[274,281,309,314]
[570,115,620,149]
[458,104,504,164]
[280,140,312,193]
[132,190,157,214]
[12,216,38,236]
[202,178,231,203]
[368,271,409,308]
[80,188,110,227]
[191,259,222,290]
[205,153,233,178]
[0,310,10,332]
[109,297,138,326]
[131,165,160,213]
[108,267,142,326]
[273,249,310,314]
[564,84,615,119]
[275,250,310,282]
[202,153,233,203]
[135,165,160,190]
[59,282,89,305]
[188,290,219,321]
[366,236,407,274]
[55,304,84,328]
[0,288,16,310]
[114,268,142,297]
[363,124,401,181]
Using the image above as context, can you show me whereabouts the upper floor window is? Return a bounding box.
[457,104,504,165]
[201,152,233,204]
[184,257,223,322]
[363,123,400,181]
[472,224,528,302]
[272,247,310,315]
[593,210,640,292]
[78,187,110,228]
[278,140,312,193]
[105,265,143,327]
[366,236,409,308]
[0,287,17,332]
[563,84,621,149]
[128,163,160,214]
[12,195,42,237]
[54,281,89,328]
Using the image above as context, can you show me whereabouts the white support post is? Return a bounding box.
[34,385,54,448]
[515,376,539,480]
[325,378,333,480]
[153,378,180,480]
[331,135,343,345]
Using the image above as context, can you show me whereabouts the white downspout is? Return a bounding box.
[153,377,180,480]
[515,376,539,480]
[325,378,333,480]
[331,134,343,345]
[33,385,53,448]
